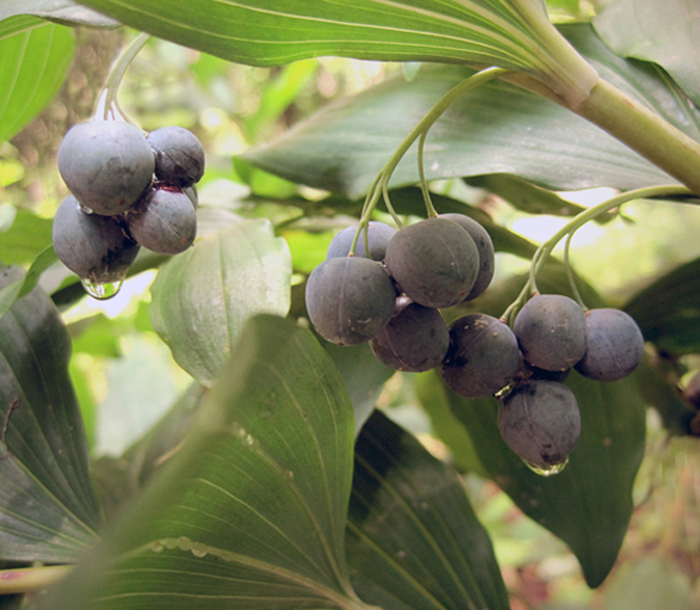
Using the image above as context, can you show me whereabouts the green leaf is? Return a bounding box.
[0,247,59,318]
[246,24,688,199]
[0,0,119,28]
[593,0,700,106]
[0,209,53,266]
[0,266,100,563]
[624,256,700,355]
[441,369,646,588]
[75,0,598,107]
[149,219,292,385]
[43,315,366,610]
[322,341,394,436]
[0,23,75,144]
[347,411,509,610]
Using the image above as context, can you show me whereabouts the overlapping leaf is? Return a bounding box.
[348,411,509,610]
[245,24,695,198]
[593,0,700,105]
[0,266,99,563]
[76,0,598,106]
[0,0,119,29]
[42,315,366,610]
[0,22,75,144]
[149,219,292,385]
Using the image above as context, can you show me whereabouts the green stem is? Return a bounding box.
[0,565,73,595]
[100,32,151,124]
[501,184,692,324]
[564,231,586,310]
[577,79,700,196]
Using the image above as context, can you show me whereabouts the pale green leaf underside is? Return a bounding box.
[0,267,100,562]
[593,0,700,106]
[245,24,694,198]
[0,22,75,144]
[76,0,597,104]
[149,219,292,385]
[43,316,362,610]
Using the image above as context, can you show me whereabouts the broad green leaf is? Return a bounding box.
[150,219,292,385]
[43,315,365,610]
[624,256,700,355]
[0,0,119,28]
[0,23,75,144]
[0,266,100,562]
[593,0,700,106]
[439,370,646,588]
[246,24,698,198]
[348,411,509,610]
[76,0,598,107]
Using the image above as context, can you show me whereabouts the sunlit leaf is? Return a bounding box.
[624,256,700,355]
[348,411,509,610]
[593,0,700,105]
[0,23,75,144]
[76,0,598,107]
[0,210,53,266]
[0,247,59,318]
[43,315,367,610]
[149,219,292,385]
[0,266,100,562]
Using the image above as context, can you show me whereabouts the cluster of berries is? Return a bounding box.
[52,120,204,292]
[305,215,645,471]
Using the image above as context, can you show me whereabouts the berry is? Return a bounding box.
[370,301,449,372]
[305,257,397,346]
[326,221,396,261]
[498,380,581,468]
[514,294,588,371]
[384,217,479,308]
[575,308,644,382]
[57,120,155,216]
[440,314,520,398]
[52,195,140,283]
[126,186,197,255]
[147,126,205,188]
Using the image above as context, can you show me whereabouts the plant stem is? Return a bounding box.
[577,78,700,196]
[500,184,692,324]
[100,31,151,124]
[0,565,73,594]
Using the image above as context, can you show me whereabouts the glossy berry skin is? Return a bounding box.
[148,126,205,188]
[305,257,397,346]
[384,217,479,309]
[439,213,495,301]
[370,302,449,372]
[52,195,140,283]
[57,120,155,216]
[498,380,581,468]
[326,221,396,261]
[126,187,197,255]
[514,294,588,371]
[575,308,644,382]
[440,314,520,398]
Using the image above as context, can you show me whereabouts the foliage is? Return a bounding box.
[0,0,699,609]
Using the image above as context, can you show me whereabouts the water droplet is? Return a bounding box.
[81,278,122,300]
[80,204,94,215]
[151,542,164,553]
[283,470,295,481]
[191,543,207,558]
[176,536,192,551]
[524,457,569,477]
